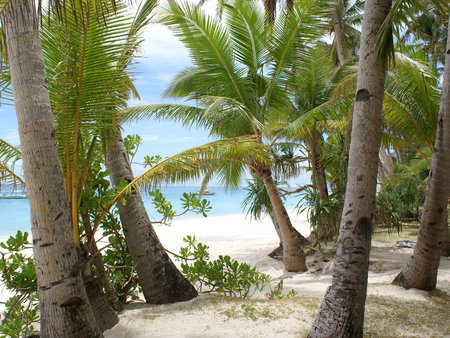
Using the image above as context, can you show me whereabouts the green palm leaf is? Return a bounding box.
[159,1,254,108]
[0,138,24,186]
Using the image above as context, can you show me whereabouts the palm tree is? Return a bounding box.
[308,0,392,335]
[105,128,198,303]
[40,0,199,304]
[124,0,330,271]
[392,15,450,290]
[0,0,102,335]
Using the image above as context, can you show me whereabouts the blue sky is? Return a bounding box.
[0,1,311,187]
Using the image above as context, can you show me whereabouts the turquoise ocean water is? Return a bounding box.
[0,186,301,237]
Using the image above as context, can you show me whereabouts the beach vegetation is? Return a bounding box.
[177,236,271,298]
[0,232,38,338]
[298,187,344,242]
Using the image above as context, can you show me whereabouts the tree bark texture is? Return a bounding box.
[309,130,329,200]
[105,128,198,303]
[257,164,307,272]
[82,265,119,332]
[393,17,450,290]
[332,5,346,65]
[308,0,391,336]
[1,1,102,336]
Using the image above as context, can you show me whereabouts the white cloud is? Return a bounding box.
[139,24,190,66]
[159,136,193,144]
[141,134,160,141]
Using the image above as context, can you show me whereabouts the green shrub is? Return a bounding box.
[177,236,271,298]
[376,176,425,232]
[298,188,344,242]
[0,231,38,338]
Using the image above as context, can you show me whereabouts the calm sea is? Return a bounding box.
[0,186,301,237]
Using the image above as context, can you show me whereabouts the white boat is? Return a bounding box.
[0,191,28,199]
[196,190,215,196]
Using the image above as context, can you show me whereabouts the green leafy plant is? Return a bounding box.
[298,188,344,242]
[177,236,271,298]
[0,232,38,338]
[271,289,298,299]
[150,189,211,223]
[376,176,425,233]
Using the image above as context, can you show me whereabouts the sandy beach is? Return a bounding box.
[1,211,449,337]
[103,211,450,337]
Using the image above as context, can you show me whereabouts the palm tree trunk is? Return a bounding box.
[308,0,391,336]
[309,130,328,200]
[332,4,346,65]
[257,164,306,272]
[393,18,450,290]
[267,210,306,260]
[267,211,283,259]
[105,128,197,303]
[1,1,102,336]
[82,264,119,332]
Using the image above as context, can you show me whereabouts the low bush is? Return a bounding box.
[177,236,271,298]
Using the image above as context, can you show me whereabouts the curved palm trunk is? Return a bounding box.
[267,211,283,259]
[1,1,102,336]
[105,128,197,303]
[268,210,306,260]
[308,0,391,336]
[393,19,450,290]
[257,164,306,272]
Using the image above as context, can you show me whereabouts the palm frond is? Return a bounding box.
[222,0,267,71]
[262,0,331,113]
[383,51,440,149]
[0,138,24,186]
[89,136,272,240]
[122,103,206,128]
[159,1,254,108]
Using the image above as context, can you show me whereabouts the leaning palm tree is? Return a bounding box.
[393,15,450,291]
[0,0,102,335]
[125,0,331,271]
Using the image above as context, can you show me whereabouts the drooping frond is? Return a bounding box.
[0,138,24,186]
[123,103,206,128]
[133,136,270,187]
[89,136,272,239]
[383,51,440,150]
